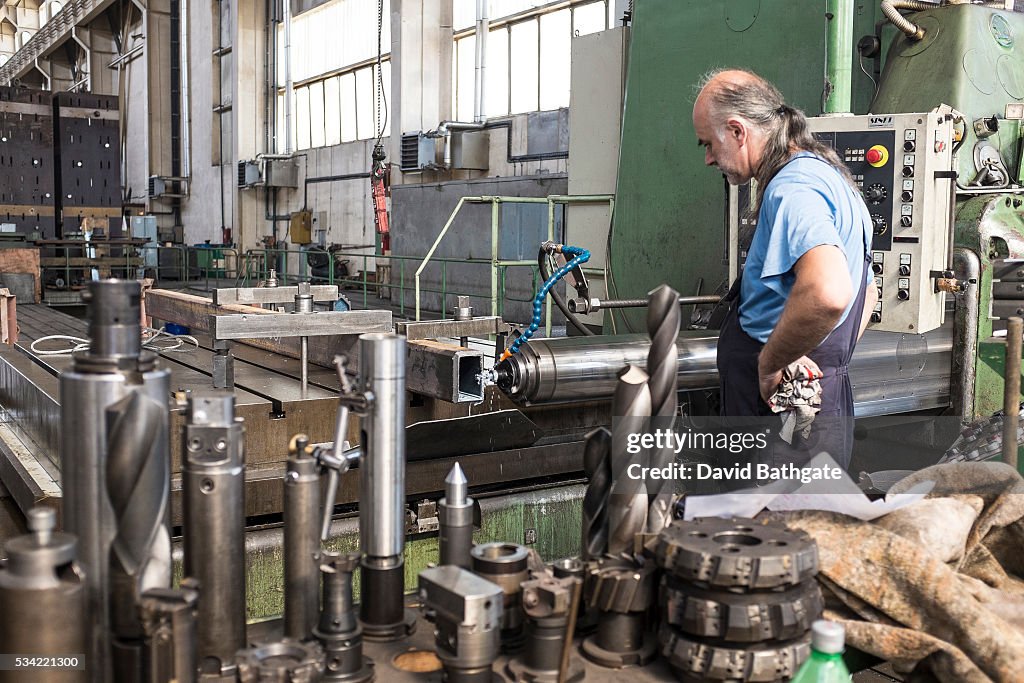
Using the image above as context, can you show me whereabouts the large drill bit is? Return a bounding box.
[106,390,172,681]
[646,284,680,533]
[608,365,651,557]
[581,427,611,560]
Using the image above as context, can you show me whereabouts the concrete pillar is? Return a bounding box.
[390,0,453,186]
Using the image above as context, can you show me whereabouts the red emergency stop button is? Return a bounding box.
[866,145,888,167]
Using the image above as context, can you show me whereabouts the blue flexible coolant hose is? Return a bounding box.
[503,245,590,359]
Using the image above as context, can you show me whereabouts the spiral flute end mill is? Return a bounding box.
[646,284,680,534]
[608,365,651,558]
[439,462,475,570]
[582,427,612,561]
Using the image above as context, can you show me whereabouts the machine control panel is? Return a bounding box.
[808,112,955,334]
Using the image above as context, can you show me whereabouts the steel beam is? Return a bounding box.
[209,310,392,340]
[213,285,340,306]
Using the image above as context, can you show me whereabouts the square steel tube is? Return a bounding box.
[406,340,485,403]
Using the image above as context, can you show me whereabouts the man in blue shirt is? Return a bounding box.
[692,69,876,468]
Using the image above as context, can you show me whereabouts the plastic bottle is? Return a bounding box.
[791,620,853,683]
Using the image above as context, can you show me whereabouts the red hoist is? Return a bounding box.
[371,143,390,252]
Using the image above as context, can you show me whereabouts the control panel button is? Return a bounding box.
[900,190,913,202]
[899,264,911,276]
[900,216,912,227]
[870,312,882,323]
[902,165,914,178]
[897,289,910,301]
[866,145,888,167]
[903,140,916,152]
[872,262,883,275]
[872,215,889,235]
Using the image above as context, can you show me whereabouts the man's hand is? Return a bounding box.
[758,354,822,405]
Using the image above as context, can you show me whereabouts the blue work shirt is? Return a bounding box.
[739,152,872,344]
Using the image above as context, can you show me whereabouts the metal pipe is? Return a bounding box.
[61,280,170,683]
[952,248,980,419]
[1004,317,1022,469]
[358,333,414,640]
[824,0,854,114]
[880,0,931,41]
[473,0,488,123]
[283,0,293,154]
[182,391,246,677]
[179,0,191,188]
[569,295,721,312]
[284,435,321,642]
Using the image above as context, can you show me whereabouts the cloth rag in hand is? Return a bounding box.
[768,361,823,444]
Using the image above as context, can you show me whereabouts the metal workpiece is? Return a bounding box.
[581,427,611,562]
[660,574,823,642]
[213,283,340,306]
[494,326,954,416]
[506,574,585,683]
[396,316,510,341]
[439,462,475,569]
[608,365,650,558]
[236,640,326,683]
[645,285,680,535]
[0,507,87,683]
[406,340,485,403]
[654,518,819,590]
[418,565,504,683]
[358,333,416,641]
[182,391,246,676]
[470,543,529,650]
[314,552,374,683]
[493,334,717,405]
[285,435,322,642]
[581,559,657,669]
[209,309,393,340]
[139,583,200,683]
[658,623,811,683]
[61,278,172,683]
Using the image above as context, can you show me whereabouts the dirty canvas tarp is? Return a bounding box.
[765,462,1024,682]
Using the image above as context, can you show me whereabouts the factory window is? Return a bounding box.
[277,0,391,150]
[452,0,614,118]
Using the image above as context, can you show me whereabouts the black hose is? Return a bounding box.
[537,247,595,336]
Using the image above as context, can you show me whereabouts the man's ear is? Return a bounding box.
[725,118,747,145]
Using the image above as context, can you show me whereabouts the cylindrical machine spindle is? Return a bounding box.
[358,333,416,640]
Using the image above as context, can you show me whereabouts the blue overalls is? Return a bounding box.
[717,241,870,471]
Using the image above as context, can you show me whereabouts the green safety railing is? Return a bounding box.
[236,247,543,320]
[414,194,615,335]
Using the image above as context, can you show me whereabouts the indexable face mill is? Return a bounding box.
[60,279,171,683]
[419,565,503,683]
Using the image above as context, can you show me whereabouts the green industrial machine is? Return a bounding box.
[610,1,1024,459]
[870,3,1024,419]
[609,0,882,333]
